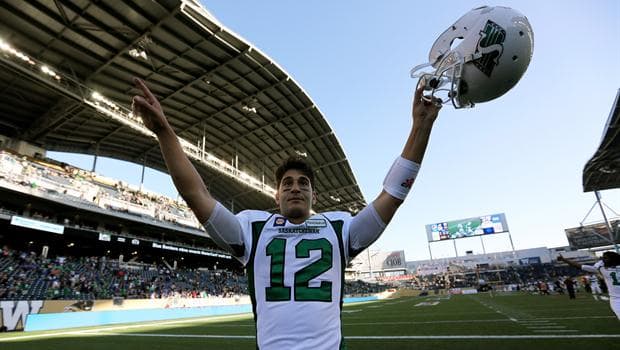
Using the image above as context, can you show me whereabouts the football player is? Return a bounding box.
[558,252,620,319]
[132,77,442,349]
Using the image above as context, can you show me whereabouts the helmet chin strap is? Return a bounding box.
[410,65,456,108]
[408,74,447,108]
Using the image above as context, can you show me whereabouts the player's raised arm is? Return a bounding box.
[557,255,583,269]
[131,77,216,223]
[558,254,603,274]
[347,85,441,255]
[371,84,442,224]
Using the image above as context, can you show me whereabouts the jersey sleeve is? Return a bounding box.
[202,202,268,266]
[581,264,600,273]
[323,205,387,262]
[348,204,386,259]
[593,260,605,269]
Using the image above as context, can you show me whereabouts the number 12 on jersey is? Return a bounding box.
[265,238,333,302]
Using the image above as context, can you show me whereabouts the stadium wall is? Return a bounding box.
[3,296,379,332]
[0,297,249,332]
[24,303,253,332]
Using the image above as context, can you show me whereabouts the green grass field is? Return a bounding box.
[1,292,619,349]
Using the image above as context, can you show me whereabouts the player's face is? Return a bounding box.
[275,169,316,223]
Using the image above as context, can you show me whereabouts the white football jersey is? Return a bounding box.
[236,210,353,350]
[583,261,620,299]
[589,275,600,289]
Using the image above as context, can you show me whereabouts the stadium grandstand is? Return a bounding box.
[404,247,599,292]
[0,0,389,334]
[345,245,604,294]
[0,149,386,300]
[0,0,366,214]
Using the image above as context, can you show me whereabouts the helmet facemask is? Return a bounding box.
[411,51,469,108]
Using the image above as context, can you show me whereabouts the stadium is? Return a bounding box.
[1,1,620,349]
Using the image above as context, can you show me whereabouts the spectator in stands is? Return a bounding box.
[131,76,442,350]
[0,247,248,301]
[0,150,202,229]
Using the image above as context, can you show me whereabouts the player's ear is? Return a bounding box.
[274,191,280,205]
[312,191,317,206]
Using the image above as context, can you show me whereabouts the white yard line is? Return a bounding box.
[89,333,620,340]
[532,330,578,333]
[525,315,615,320]
[97,332,255,339]
[346,334,611,339]
[344,318,512,326]
[469,298,518,322]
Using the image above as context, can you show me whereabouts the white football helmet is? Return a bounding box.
[411,6,534,108]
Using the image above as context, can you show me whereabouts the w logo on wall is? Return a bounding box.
[0,300,43,331]
[473,20,506,77]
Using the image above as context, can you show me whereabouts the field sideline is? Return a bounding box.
[1,292,619,349]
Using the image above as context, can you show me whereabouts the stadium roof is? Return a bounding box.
[0,0,366,213]
[583,89,620,192]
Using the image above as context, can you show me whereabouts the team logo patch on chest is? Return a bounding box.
[273,217,287,227]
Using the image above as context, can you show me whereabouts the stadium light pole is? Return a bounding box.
[367,250,380,279]
[367,249,374,279]
[91,144,99,172]
[595,191,619,253]
[140,158,146,191]
[507,231,516,253]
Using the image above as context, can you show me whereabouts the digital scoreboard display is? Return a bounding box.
[426,213,509,242]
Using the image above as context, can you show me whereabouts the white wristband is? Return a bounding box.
[382,156,420,200]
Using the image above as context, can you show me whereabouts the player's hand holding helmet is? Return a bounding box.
[412,82,442,127]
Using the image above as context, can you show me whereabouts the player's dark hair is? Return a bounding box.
[603,251,620,267]
[275,156,315,189]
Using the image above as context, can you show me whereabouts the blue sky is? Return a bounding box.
[49,0,620,261]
